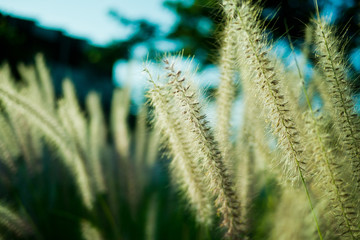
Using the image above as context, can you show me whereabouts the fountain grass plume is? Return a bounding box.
[146,66,214,227]
[313,10,360,195]
[223,1,323,238]
[159,57,244,239]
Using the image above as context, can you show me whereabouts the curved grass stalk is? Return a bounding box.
[162,58,244,238]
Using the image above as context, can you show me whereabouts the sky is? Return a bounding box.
[0,0,177,46]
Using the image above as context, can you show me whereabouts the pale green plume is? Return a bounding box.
[287,22,360,239]
[236,32,272,171]
[313,17,360,192]
[303,24,314,60]
[34,53,55,110]
[58,79,88,160]
[0,63,14,87]
[304,111,360,239]
[162,57,244,238]
[111,88,131,160]
[228,1,322,238]
[215,18,238,167]
[235,112,255,234]
[232,1,305,184]
[313,70,335,113]
[86,92,107,193]
[17,64,42,104]
[0,115,19,171]
[6,109,34,168]
[16,64,44,163]
[146,73,214,227]
[17,63,46,161]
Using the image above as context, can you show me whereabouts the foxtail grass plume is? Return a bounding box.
[313,16,360,193]
[157,57,244,238]
[216,19,238,167]
[146,71,214,227]
[85,92,107,193]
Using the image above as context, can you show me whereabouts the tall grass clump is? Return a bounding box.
[147,57,244,238]
[145,0,360,239]
[1,0,360,239]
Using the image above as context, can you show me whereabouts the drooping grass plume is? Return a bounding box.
[304,24,315,59]
[0,115,19,171]
[236,35,273,171]
[146,70,214,227]
[313,15,360,191]
[287,24,360,239]
[156,57,244,238]
[34,53,55,110]
[304,111,360,239]
[231,0,305,184]
[313,70,336,113]
[17,64,42,104]
[235,113,255,234]
[6,110,34,168]
[86,92,107,193]
[58,79,89,161]
[225,1,322,238]
[16,64,46,162]
[0,63,14,86]
[111,88,131,161]
[215,19,237,167]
